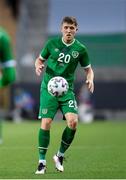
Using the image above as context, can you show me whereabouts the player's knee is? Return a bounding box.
[67,118,78,129]
[41,118,52,130]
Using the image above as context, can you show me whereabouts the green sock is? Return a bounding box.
[38,128,50,160]
[59,126,76,153]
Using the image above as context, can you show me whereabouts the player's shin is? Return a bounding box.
[59,126,76,153]
[38,128,50,160]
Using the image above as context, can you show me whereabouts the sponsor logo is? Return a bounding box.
[55,48,59,52]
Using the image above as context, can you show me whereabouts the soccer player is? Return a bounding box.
[0,27,16,144]
[35,16,94,174]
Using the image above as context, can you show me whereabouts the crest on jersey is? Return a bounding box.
[42,109,48,114]
[72,51,79,58]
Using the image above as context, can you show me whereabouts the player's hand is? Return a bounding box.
[35,58,44,76]
[86,79,94,93]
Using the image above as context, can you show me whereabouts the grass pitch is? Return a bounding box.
[0,120,126,179]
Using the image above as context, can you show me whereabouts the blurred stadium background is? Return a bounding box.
[0,0,126,121]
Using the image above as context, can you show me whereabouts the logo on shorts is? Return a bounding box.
[42,109,48,114]
[72,51,79,58]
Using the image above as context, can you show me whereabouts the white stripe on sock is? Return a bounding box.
[38,146,48,150]
[39,159,46,165]
[57,151,64,157]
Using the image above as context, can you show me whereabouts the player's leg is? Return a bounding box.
[53,113,78,172]
[53,91,78,172]
[59,112,78,153]
[36,118,52,174]
[36,88,58,174]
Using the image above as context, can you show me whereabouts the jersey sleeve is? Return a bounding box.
[0,34,13,62]
[40,40,51,60]
[79,47,91,68]
[0,31,16,87]
[0,67,16,87]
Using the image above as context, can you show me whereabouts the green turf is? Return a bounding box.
[0,120,126,179]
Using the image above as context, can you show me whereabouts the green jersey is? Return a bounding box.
[0,28,16,87]
[40,37,90,90]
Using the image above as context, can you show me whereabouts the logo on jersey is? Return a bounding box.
[72,51,79,58]
[42,109,48,114]
[55,48,59,52]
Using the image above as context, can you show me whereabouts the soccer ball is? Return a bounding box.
[47,76,69,97]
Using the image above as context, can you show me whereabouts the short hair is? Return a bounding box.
[61,16,78,27]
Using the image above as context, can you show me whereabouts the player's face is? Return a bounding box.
[61,22,77,43]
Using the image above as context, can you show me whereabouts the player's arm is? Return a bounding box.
[35,40,50,76]
[84,66,94,93]
[0,32,16,87]
[35,56,45,76]
[79,47,94,93]
[0,67,16,88]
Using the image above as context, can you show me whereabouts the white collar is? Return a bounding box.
[62,37,75,47]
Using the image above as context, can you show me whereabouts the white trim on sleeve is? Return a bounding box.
[39,55,46,61]
[84,64,91,69]
[1,60,16,68]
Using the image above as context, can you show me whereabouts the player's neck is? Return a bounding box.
[62,37,75,46]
